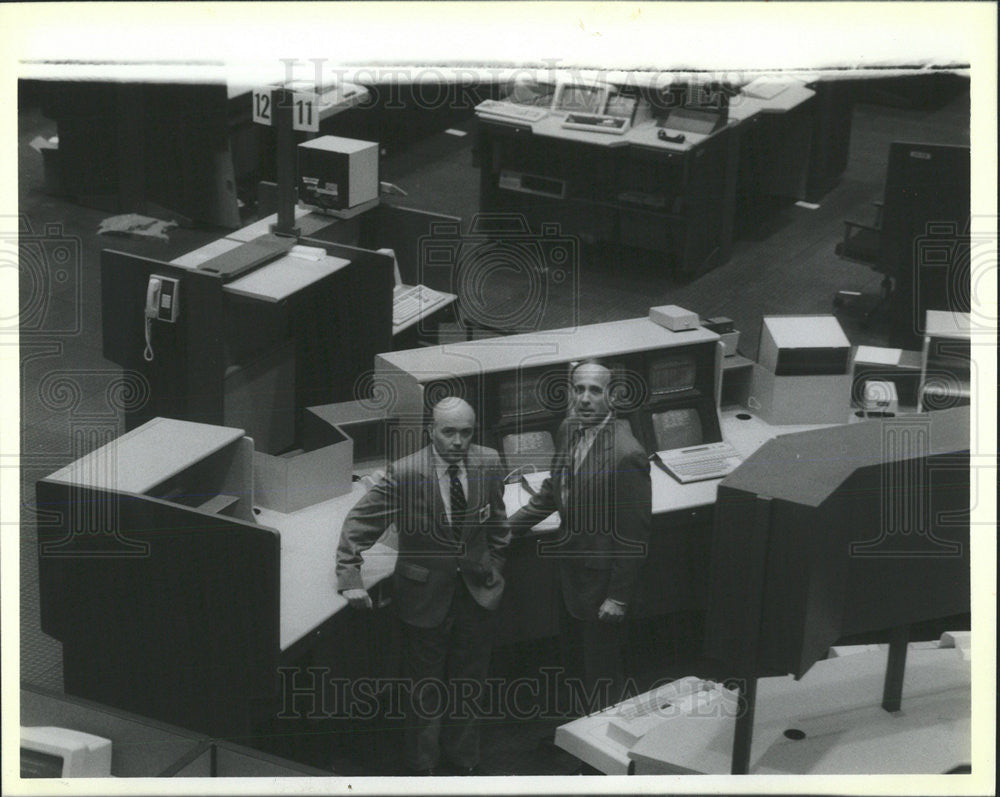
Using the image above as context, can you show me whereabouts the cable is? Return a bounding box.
[503,463,538,484]
[143,316,155,362]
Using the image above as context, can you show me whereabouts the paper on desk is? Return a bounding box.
[97,214,178,242]
[521,470,550,495]
[855,345,903,366]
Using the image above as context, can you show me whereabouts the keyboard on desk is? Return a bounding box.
[476,99,549,123]
[561,113,629,134]
[393,284,445,326]
[657,441,742,484]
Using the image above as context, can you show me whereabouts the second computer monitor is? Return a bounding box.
[634,347,721,454]
[552,82,610,115]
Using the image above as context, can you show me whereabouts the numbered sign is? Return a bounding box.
[252,87,272,126]
[252,87,319,132]
[292,91,319,132]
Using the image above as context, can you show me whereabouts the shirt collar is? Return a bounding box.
[431,447,466,478]
[573,412,613,439]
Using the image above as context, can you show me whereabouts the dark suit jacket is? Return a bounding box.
[336,444,509,628]
[510,417,652,620]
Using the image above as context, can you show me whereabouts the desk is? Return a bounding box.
[35,418,400,756]
[37,398,957,766]
[476,108,738,279]
[554,643,970,775]
[476,78,852,277]
[265,484,398,651]
[223,252,351,303]
[495,407,838,642]
[173,206,463,347]
[101,213,395,445]
[502,409,835,531]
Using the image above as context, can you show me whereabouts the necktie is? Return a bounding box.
[448,464,466,528]
[562,428,586,509]
[570,427,588,472]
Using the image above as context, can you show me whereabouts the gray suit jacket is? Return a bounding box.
[336,443,510,628]
[510,417,651,620]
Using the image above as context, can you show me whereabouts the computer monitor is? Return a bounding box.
[552,82,609,114]
[21,727,112,777]
[647,353,698,397]
[650,407,704,452]
[657,107,725,135]
[496,368,567,422]
[507,79,557,107]
[502,429,556,472]
[604,93,638,121]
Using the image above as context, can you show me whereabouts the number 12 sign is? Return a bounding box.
[252,87,320,133]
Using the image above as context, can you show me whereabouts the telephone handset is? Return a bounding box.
[145,277,162,319]
[143,274,180,362]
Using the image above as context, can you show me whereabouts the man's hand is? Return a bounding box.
[597,598,626,623]
[342,588,373,610]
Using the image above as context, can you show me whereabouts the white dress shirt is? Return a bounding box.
[431,448,468,525]
[571,412,613,474]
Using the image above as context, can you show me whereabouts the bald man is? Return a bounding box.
[509,360,651,713]
[336,397,509,775]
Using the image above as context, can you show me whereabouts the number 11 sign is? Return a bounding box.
[252,87,320,133]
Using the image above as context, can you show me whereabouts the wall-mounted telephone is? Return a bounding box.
[143,275,180,362]
[146,275,180,322]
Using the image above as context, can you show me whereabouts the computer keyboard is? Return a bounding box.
[393,285,445,326]
[476,99,549,123]
[657,441,742,484]
[561,113,629,134]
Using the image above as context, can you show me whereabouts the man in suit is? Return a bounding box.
[509,360,651,713]
[336,397,509,776]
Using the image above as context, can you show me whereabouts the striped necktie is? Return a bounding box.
[447,464,466,529]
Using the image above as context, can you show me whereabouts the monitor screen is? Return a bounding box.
[502,431,556,471]
[497,373,547,420]
[652,408,703,451]
[658,107,722,135]
[507,80,557,107]
[604,93,638,120]
[554,84,606,114]
[648,355,697,396]
[21,749,64,778]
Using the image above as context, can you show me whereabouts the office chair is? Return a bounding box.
[833,198,893,326]
[833,141,969,348]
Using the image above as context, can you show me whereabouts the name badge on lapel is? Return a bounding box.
[478,504,491,523]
